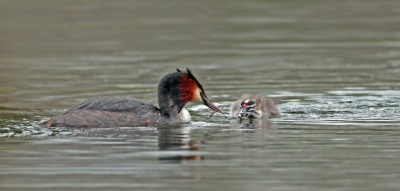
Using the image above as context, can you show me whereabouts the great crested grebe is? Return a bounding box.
[230,94,279,119]
[42,68,223,127]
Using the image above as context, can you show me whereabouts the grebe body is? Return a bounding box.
[42,69,223,127]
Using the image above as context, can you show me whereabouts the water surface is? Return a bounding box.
[1,1,400,190]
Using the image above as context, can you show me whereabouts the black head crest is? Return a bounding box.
[185,68,205,93]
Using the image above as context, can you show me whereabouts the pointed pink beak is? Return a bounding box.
[201,94,224,114]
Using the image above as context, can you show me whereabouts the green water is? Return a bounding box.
[1,1,400,190]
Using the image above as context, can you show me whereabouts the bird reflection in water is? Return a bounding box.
[237,118,271,129]
[233,118,276,150]
[157,126,203,161]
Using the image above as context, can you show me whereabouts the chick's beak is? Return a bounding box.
[201,93,224,114]
[237,108,248,118]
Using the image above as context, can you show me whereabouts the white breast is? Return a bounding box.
[178,108,191,122]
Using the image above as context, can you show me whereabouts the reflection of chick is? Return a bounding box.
[230,94,279,119]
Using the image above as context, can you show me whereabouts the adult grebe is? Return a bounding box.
[42,68,223,127]
[230,94,279,119]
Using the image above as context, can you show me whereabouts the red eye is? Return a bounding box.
[242,103,247,106]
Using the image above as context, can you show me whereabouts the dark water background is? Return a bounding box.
[1,1,400,190]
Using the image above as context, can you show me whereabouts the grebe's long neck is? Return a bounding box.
[157,72,187,121]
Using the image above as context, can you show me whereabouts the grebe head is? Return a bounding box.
[158,68,223,115]
[238,99,258,119]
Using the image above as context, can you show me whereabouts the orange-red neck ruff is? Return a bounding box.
[178,74,199,105]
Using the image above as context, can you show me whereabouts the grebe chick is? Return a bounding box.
[42,68,223,127]
[230,94,279,119]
